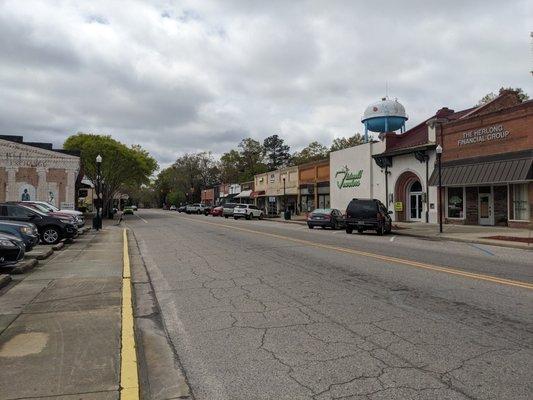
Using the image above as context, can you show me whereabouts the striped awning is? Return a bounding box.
[429,155,532,186]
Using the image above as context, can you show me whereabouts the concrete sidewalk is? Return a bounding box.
[0,226,124,400]
[392,221,533,249]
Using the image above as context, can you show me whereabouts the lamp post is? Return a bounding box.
[93,154,102,231]
[436,145,443,233]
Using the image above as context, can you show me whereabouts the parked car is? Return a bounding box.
[12,201,83,228]
[0,203,78,244]
[123,206,134,215]
[345,198,392,236]
[222,203,238,218]
[132,205,138,211]
[211,206,223,217]
[22,201,85,227]
[203,205,212,216]
[0,221,40,252]
[307,208,345,230]
[233,204,264,220]
[186,203,207,214]
[178,205,187,213]
[169,205,177,211]
[0,232,25,266]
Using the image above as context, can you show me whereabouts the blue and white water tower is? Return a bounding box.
[361,98,408,142]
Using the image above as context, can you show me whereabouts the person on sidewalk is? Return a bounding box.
[115,207,124,225]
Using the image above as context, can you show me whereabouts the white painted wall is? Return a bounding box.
[330,140,438,223]
[330,141,385,210]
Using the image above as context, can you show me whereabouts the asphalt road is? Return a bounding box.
[126,209,532,400]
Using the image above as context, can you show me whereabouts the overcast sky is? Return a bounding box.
[1,0,531,167]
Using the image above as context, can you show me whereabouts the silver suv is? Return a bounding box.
[222,203,238,218]
[185,203,206,214]
[233,204,263,220]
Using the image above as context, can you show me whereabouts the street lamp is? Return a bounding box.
[93,154,102,231]
[283,177,289,220]
[436,145,443,233]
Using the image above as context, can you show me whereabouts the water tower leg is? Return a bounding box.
[364,124,368,143]
[385,118,389,132]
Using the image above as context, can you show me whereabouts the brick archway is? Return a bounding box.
[394,171,421,222]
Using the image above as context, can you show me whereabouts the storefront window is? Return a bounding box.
[447,187,464,218]
[512,184,529,221]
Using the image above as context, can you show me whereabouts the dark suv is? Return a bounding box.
[0,203,78,244]
[345,198,392,236]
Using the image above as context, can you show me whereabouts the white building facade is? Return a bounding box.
[0,136,80,208]
[330,119,440,224]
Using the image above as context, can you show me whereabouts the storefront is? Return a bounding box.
[429,91,532,227]
[298,159,330,212]
[254,166,299,216]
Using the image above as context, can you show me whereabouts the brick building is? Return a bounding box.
[0,135,81,208]
[429,91,532,227]
[298,159,330,213]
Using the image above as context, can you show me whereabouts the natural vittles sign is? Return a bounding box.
[335,166,363,189]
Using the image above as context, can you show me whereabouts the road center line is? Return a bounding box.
[179,216,533,290]
[135,214,148,224]
[120,229,140,399]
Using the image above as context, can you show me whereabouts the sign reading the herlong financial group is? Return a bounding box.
[335,166,363,189]
[457,124,510,146]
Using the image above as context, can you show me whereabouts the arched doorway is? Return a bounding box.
[394,171,423,222]
[408,180,423,221]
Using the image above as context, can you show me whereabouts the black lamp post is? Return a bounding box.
[436,144,443,233]
[93,154,102,231]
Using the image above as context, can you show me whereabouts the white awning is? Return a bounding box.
[234,190,253,198]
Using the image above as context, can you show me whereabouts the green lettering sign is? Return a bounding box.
[335,166,364,189]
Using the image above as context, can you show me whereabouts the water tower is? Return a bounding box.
[361,97,408,142]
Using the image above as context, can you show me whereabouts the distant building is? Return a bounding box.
[0,135,80,209]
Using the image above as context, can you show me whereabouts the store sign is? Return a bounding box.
[394,202,403,212]
[457,124,510,146]
[335,166,363,189]
[268,196,276,202]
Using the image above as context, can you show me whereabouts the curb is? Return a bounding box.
[25,248,54,260]
[52,242,65,251]
[128,231,193,399]
[10,258,38,274]
[392,230,532,251]
[0,274,12,289]
[262,218,307,226]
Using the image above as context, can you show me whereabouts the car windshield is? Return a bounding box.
[352,201,376,213]
[234,205,247,208]
[224,203,237,208]
[31,203,52,213]
[20,205,47,217]
[38,202,58,212]
[312,208,332,214]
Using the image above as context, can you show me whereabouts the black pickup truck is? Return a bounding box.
[345,198,392,236]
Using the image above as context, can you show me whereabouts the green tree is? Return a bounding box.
[330,133,365,152]
[476,87,529,106]
[219,149,243,183]
[64,133,158,214]
[238,138,267,180]
[166,190,186,206]
[263,134,291,170]
[292,141,329,165]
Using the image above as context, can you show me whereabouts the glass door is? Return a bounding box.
[409,193,422,220]
[478,192,493,225]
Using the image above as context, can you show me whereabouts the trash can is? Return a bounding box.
[284,209,291,220]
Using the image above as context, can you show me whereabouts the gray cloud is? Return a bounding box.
[0,0,531,169]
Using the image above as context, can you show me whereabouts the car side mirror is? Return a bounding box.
[388,210,393,214]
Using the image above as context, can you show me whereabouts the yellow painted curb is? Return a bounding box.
[120,229,139,399]
[180,216,533,290]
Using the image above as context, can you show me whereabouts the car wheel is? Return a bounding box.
[308,224,314,229]
[258,213,263,220]
[246,213,251,220]
[234,216,238,220]
[42,226,61,244]
[376,225,384,236]
[346,227,353,234]
[357,229,364,234]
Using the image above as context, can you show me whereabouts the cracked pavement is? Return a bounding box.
[127,210,532,400]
